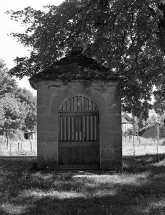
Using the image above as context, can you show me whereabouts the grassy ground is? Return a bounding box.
[1,155,165,214]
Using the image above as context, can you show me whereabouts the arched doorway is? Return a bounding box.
[58,94,99,169]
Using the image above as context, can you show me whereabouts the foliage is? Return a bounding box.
[6,0,165,118]
[153,90,165,116]
[15,88,37,131]
[0,59,37,135]
[0,94,25,131]
[146,114,161,125]
[9,129,25,141]
[0,59,17,96]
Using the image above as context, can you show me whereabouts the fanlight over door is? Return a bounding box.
[58,95,99,169]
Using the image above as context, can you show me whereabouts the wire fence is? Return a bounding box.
[122,122,165,156]
[1,122,165,157]
[0,137,37,156]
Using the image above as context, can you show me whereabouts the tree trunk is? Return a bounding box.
[6,131,9,150]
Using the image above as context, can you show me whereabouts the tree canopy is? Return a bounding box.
[0,59,37,135]
[7,0,165,119]
[0,59,17,96]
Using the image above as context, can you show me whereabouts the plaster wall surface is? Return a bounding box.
[36,80,122,170]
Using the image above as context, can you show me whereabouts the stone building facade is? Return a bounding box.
[29,50,122,170]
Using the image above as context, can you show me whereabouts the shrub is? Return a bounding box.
[0,135,6,145]
[9,129,24,141]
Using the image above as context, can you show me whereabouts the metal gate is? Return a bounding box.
[58,94,99,169]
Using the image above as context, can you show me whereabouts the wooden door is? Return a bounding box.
[58,95,99,169]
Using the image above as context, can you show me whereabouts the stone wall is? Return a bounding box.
[36,80,122,170]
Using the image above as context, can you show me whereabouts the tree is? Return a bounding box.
[0,59,37,138]
[153,90,165,117]
[0,94,24,130]
[15,88,37,131]
[0,59,17,96]
[6,0,165,118]
[0,94,25,147]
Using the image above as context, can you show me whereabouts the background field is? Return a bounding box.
[1,135,165,157]
[0,139,37,156]
[122,136,165,156]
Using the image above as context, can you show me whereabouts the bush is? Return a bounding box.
[9,129,24,141]
[126,128,134,136]
[0,135,6,145]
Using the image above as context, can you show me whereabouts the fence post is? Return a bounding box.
[18,142,20,154]
[20,142,22,153]
[156,122,160,155]
[133,124,135,156]
[6,131,9,150]
[30,140,32,152]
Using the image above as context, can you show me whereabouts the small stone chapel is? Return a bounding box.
[29,48,122,170]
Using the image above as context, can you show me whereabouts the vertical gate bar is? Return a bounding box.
[65,116,66,141]
[93,115,95,141]
[82,116,84,141]
[66,116,68,142]
[86,115,88,141]
[59,115,61,142]
[67,116,70,142]
[60,116,62,141]
[72,115,75,141]
[69,116,71,142]
[76,96,78,111]
[80,116,83,141]
[85,115,87,141]
[70,116,72,141]
[95,116,97,141]
[74,116,77,141]
[91,115,93,141]
[77,115,79,142]
[79,116,81,141]
[61,116,63,141]
[64,116,66,142]
[72,116,74,141]
[89,115,91,141]
[62,116,64,142]
[96,114,99,142]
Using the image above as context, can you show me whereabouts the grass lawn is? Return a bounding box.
[1,155,165,214]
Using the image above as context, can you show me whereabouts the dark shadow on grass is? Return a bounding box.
[123,153,165,173]
[1,155,165,214]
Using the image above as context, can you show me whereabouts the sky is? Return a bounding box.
[1,0,64,96]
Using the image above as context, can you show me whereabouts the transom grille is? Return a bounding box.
[59,95,98,112]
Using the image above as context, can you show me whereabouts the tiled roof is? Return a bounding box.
[29,50,121,81]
